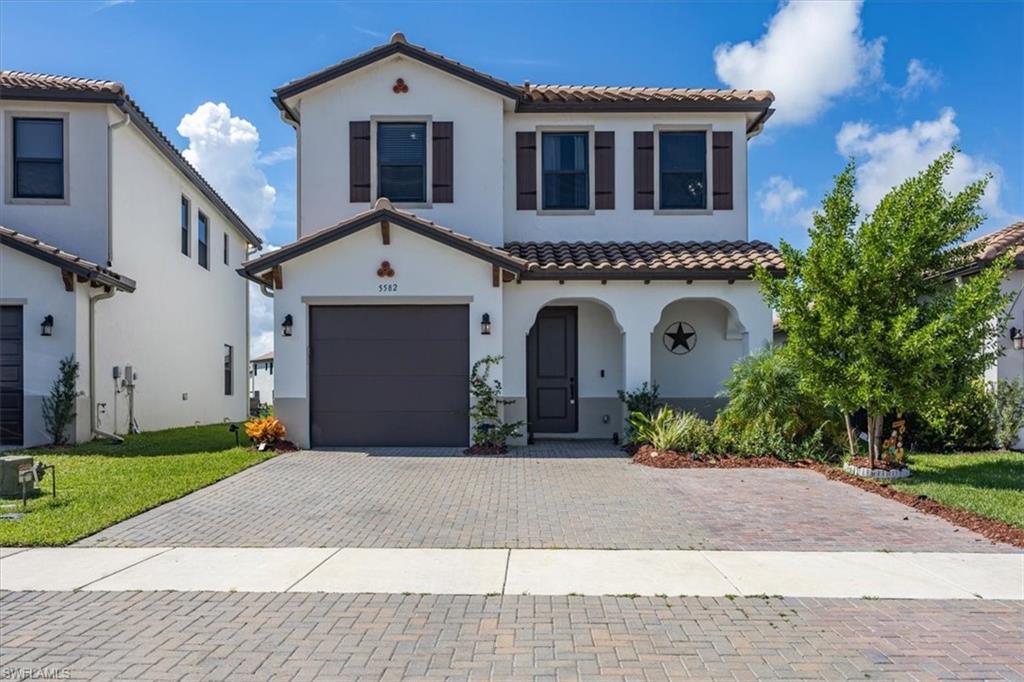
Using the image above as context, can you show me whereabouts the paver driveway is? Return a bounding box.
[2,591,1022,681]
[78,442,1008,551]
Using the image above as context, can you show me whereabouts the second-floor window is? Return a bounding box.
[377,122,426,203]
[180,196,191,256]
[659,131,707,210]
[197,211,209,269]
[542,132,589,211]
[13,117,64,199]
[223,233,229,266]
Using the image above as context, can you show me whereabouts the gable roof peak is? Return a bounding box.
[390,31,407,45]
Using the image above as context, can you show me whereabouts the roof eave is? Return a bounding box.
[518,267,784,281]
[515,100,774,114]
[0,233,136,292]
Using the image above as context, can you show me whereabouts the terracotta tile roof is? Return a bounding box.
[506,240,784,280]
[520,85,774,107]
[968,221,1024,263]
[0,226,136,292]
[0,70,124,95]
[0,70,262,248]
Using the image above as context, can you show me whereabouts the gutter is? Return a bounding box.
[107,107,131,265]
[89,287,123,443]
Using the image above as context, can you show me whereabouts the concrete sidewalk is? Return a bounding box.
[2,547,1020,599]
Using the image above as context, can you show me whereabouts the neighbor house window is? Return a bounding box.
[223,233,229,265]
[377,122,426,203]
[224,344,233,396]
[180,196,190,256]
[542,132,589,210]
[13,117,64,199]
[197,212,209,269]
[659,131,707,210]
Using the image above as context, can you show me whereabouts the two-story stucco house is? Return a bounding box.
[0,72,262,447]
[240,34,783,448]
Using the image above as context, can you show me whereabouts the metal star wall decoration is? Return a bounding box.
[663,321,696,355]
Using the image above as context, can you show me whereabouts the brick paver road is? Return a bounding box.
[78,443,1008,551]
[1,591,1021,681]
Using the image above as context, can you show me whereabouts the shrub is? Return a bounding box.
[245,416,286,446]
[618,382,660,442]
[469,355,524,449]
[42,355,81,446]
[913,378,996,451]
[992,379,1024,450]
[628,406,713,454]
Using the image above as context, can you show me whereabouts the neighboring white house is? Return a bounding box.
[0,72,262,447]
[249,351,274,409]
[240,34,781,448]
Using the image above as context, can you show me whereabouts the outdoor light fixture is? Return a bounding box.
[481,313,492,335]
[1012,326,1024,351]
[40,314,54,337]
[281,314,293,337]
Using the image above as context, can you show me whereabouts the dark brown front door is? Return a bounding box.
[527,306,578,434]
[308,305,469,447]
[0,306,24,446]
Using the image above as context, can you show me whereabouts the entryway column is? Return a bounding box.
[621,327,653,393]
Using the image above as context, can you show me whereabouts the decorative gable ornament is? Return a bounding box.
[663,321,696,355]
[377,260,395,278]
[392,78,409,94]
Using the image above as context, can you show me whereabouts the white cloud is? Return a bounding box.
[897,58,941,99]
[713,0,884,125]
[758,176,807,216]
[257,145,296,167]
[177,102,276,238]
[836,107,1006,218]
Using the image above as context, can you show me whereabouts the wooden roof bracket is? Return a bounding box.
[61,270,75,292]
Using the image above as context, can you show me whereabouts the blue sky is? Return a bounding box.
[3,0,1021,351]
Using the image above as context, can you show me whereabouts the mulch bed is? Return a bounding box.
[252,440,299,453]
[631,445,792,469]
[630,445,1024,549]
[463,445,508,456]
[846,456,907,471]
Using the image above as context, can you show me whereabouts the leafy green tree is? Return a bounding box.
[758,152,1011,467]
[468,355,524,450]
[42,355,81,445]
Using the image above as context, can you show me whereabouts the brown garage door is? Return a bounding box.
[309,305,469,447]
[0,306,23,446]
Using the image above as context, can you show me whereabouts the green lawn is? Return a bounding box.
[0,424,275,546]
[890,451,1024,528]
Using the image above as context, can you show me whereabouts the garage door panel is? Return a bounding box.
[311,375,468,412]
[309,305,469,447]
[311,338,468,376]
[311,306,468,341]
[311,410,468,447]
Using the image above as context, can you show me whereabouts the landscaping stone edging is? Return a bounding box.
[842,462,911,479]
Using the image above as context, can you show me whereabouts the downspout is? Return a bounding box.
[106,106,131,266]
[89,287,123,443]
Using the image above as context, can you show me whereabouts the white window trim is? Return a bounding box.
[653,124,714,216]
[4,110,71,206]
[535,125,596,216]
[370,115,433,209]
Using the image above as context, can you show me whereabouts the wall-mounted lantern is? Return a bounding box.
[40,314,54,337]
[481,313,492,336]
[281,314,293,337]
[1012,326,1024,351]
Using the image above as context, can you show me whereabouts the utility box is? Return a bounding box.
[0,456,34,498]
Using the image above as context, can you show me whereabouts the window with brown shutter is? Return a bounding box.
[432,121,453,203]
[712,131,733,210]
[594,131,615,210]
[349,121,371,203]
[633,131,654,210]
[515,131,537,210]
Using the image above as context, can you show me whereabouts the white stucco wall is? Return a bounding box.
[98,121,249,434]
[652,298,746,398]
[502,113,749,244]
[0,245,91,447]
[250,360,274,406]
[0,101,111,265]
[293,56,507,245]
[271,223,504,447]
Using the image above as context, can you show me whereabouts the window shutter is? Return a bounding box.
[432,121,453,203]
[594,131,615,210]
[515,131,537,210]
[349,121,371,203]
[633,131,654,210]
[712,131,733,210]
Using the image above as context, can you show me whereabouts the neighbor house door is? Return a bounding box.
[0,305,24,446]
[527,306,578,434]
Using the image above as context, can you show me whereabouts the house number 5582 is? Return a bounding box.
[378,283,398,293]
